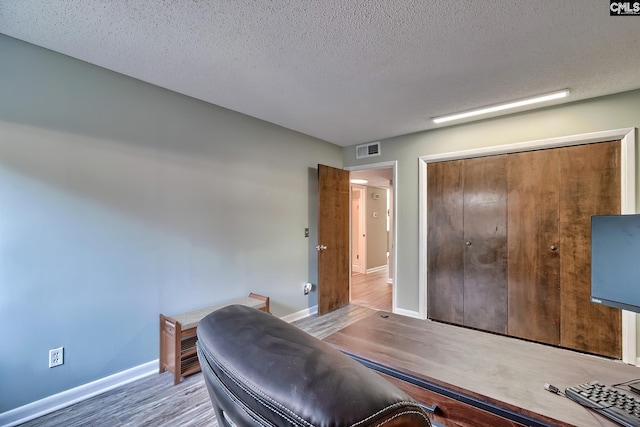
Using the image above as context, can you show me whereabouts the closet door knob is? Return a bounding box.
[550,245,558,251]
[465,241,472,246]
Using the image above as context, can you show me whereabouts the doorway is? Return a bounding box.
[348,163,396,312]
[350,185,367,275]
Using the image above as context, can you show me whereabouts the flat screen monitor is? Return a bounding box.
[591,214,640,313]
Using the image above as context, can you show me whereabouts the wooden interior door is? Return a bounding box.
[559,141,622,358]
[508,149,561,344]
[317,164,350,315]
[462,155,508,334]
[427,155,508,333]
[426,142,623,358]
[427,160,464,324]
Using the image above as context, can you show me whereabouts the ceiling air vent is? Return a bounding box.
[355,142,381,159]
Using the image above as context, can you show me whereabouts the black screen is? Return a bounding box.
[591,214,640,313]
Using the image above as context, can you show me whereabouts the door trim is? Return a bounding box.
[346,161,398,313]
[419,128,636,364]
[351,184,367,274]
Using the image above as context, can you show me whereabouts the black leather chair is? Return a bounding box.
[196,305,431,427]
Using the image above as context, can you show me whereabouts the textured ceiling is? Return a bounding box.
[2,1,640,146]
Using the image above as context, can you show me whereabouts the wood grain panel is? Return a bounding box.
[559,141,622,358]
[318,164,350,315]
[427,160,464,324]
[379,372,524,427]
[463,155,508,334]
[507,149,561,344]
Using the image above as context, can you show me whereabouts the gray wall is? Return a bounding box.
[0,35,341,412]
[344,89,640,313]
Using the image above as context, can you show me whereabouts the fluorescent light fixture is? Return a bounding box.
[432,89,570,124]
[351,179,368,185]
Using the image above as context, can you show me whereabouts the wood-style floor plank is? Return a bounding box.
[17,278,390,427]
[351,268,392,312]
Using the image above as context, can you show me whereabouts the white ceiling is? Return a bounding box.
[351,168,392,189]
[2,1,640,147]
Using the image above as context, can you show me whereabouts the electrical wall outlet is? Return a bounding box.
[49,347,64,368]
[303,282,313,295]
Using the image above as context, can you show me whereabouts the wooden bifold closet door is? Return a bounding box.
[427,155,508,335]
[507,148,561,345]
[558,142,621,357]
[463,156,509,334]
[427,141,621,359]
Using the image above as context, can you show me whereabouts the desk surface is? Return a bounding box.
[323,311,640,427]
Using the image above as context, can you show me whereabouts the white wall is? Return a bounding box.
[0,35,341,413]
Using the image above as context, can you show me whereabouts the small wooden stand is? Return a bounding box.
[159,293,270,384]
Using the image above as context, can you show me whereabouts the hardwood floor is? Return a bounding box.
[18,372,216,427]
[17,302,384,427]
[351,267,392,312]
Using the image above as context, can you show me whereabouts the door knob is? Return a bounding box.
[550,245,558,251]
[316,245,327,251]
[465,241,472,246]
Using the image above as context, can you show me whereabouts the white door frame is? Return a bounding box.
[418,128,636,365]
[346,161,398,313]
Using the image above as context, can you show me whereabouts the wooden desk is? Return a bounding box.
[323,311,640,427]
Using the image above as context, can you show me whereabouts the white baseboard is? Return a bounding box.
[393,307,423,319]
[280,305,317,323]
[0,360,158,427]
[366,265,388,274]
